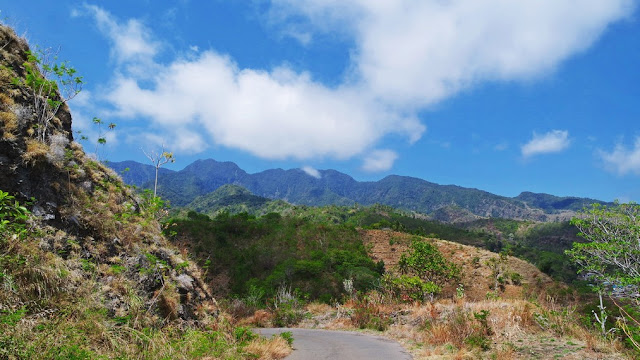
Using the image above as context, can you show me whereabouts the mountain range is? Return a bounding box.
[108,159,609,222]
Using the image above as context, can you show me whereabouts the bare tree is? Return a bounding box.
[142,144,174,197]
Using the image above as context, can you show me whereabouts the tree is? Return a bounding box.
[567,202,640,344]
[394,238,460,301]
[142,144,174,197]
[566,202,640,291]
[399,239,460,286]
[13,48,83,141]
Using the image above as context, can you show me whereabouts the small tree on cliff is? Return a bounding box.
[14,47,83,141]
[142,144,174,197]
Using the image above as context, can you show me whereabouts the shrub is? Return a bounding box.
[272,286,305,327]
[392,239,460,302]
[383,274,441,302]
[510,272,523,285]
[350,298,391,331]
[12,48,82,141]
[0,190,29,236]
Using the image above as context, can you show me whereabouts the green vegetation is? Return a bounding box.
[167,211,384,303]
[567,202,640,291]
[177,192,583,283]
[393,239,461,301]
[92,116,116,160]
[180,184,292,218]
[12,48,82,141]
[567,202,640,352]
[0,190,28,236]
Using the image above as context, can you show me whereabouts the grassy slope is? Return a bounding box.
[0,24,289,359]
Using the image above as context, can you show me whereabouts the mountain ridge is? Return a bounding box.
[109,159,611,221]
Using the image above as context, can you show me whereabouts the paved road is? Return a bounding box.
[254,328,412,360]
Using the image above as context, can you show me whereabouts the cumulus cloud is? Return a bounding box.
[105,55,424,160]
[600,138,640,175]
[271,0,634,107]
[80,2,634,170]
[521,130,570,157]
[361,149,398,172]
[80,5,159,64]
[83,7,424,162]
[302,166,321,178]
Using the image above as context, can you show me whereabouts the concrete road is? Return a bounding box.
[254,328,412,360]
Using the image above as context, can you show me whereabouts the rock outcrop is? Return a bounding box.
[0,24,216,324]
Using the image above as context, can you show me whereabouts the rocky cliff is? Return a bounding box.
[0,23,216,328]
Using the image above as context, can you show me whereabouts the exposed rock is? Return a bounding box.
[175,274,195,291]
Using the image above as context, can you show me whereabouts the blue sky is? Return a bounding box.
[2,1,639,202]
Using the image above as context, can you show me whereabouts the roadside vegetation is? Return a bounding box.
[167,205,638,359]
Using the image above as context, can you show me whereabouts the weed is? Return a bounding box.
[279,331,294,346]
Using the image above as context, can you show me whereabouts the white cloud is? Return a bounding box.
[271,0,635,108]
[133,130,208,155]
[521,130,570,157]
[283,28,313,46]
[361,149,398,172]
[86,7,424,161]
[81,2,634,168]
[600,138,640,175]
[81,4,160,64]
[302,166,321,178]
[105,54,424,160]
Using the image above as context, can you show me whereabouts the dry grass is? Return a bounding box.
[0,65,13,86]
[306,301,333,315]
[239,309,274,328]
[288,293,635,360]
[22,138,50,164]
[0,92,14,107]
[245,336,292,360]
[0,110,17,138]
[362,229,555,302]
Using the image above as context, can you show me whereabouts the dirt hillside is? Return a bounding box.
[362,229,554,301]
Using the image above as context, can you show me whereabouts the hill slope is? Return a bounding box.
[0,24,286,359]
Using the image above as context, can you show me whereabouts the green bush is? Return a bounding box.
[384,274,441,302]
